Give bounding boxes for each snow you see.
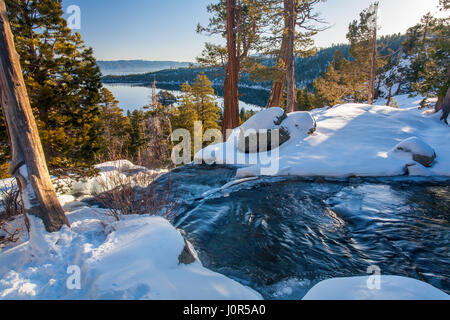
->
[302,276,449,300]
[0,162,261,300]
[280,111,316,138]
[238,107,285,135]
[195,94,450,179]
[0,209,261,300]
[390,137,436,161]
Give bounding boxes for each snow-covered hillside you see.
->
[195,95,449,179]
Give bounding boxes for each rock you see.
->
[412,153,436,168]
[392,137,437,167]
[237,127,290,154]
[178,239,196,265]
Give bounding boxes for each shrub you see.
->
[94,165,176,222]
[0,181,29,248]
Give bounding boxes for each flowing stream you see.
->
[152,165,450,299]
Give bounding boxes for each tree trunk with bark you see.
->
[368,25,377,104]
[222,0,240,138]
[386,86,392,107]
[368,4,378,105]
[266,30,289,108]
[435,65,450,113]
[441,87,450,125]
[284,0,297,113]
[0,0,69,232]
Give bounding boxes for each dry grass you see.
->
[94,165,176,222]
[0,181,29,248]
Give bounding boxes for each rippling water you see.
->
[153,165,450,299]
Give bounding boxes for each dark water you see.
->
[154,165,450,299]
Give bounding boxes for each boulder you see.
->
[392,137,437,167]
[178,239,196,265]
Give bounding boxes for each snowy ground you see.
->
[195,94,449,179]
[0,162,261,300]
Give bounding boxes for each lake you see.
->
[103,83,264,114]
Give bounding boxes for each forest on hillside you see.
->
[102,34,405,93]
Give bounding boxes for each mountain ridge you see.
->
[98,60,193,75]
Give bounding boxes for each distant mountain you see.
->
[97,60,192,75]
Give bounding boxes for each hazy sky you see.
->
[61,0,444,62]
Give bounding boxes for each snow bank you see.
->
[302,276,449,300]
[195,95,450,179]
[0,209,261,300]
[68,160,167,197]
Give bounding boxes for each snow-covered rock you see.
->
[391,137,437,167]
[235,107,290,154]
[405,163,432,176]
[302,276,449,300]
[238,107,286,137]
[280,111,317,138]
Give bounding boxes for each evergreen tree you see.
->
[172,73,221,151]
[239,108,256,124]
[405,5,449,112]
[127,110,147,160]
[99,88,131,159]
[190,73,221,131]
[3,0,103,170]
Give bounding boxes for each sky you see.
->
[61,0,444,62]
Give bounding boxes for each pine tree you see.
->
[99,88,131,159]
[3,0,103,170]
[190,73,221,132]
[347,3,382,104]
[172,73,221,151]
[405,5,449,113]
[312,50,361,106]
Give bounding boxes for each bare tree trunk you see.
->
[386,86,392,106]
[368,4,378,105]
[0,0,69,232]
[285,0,297,113]
[223,0,240,138]
[368,27,377,104]
[441,87,450,125]
[435,65,450,113]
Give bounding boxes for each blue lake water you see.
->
[103,83,263,114]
